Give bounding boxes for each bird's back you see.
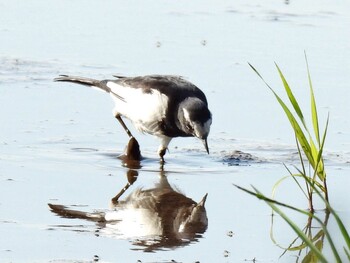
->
[113,75,208,105]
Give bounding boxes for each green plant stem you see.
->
[295,135,314,213]
[323,177,329,204]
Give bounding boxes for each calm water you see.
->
[1,0,350,262]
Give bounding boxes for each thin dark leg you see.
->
[115,115,133,138]
[111,170,138,205]
[111,182,131,205]
[159,148,166,164]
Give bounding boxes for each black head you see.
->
[179,98,212,153]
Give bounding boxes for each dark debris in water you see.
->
[223,250,230,257]
[226,230,235,237]
[221,150,258,166]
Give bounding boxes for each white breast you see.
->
[107,81,169,135]
[103,207,163,238]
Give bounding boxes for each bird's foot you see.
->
[159,148,167,165]
[125,137,141,161]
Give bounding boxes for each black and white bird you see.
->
[48,174,208,250]
[54,74,212,161]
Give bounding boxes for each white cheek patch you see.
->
[194,119,212,138]
[183,108,212,138]
[183,108,190,122]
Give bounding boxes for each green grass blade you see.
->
[310,139,325,181]
[275,63,306,128]
[293,166,325,192]
[302,240,324,263]
[308,114,328,189]
[286,229,324,252]
[305,53,321,146]
[248,63,264,81]
[272,175,292,199]
[310,84,320,146]
[233,184,310,215]
[344,248,350,260]
[235,183,346,262]
[251,187,328,263]
[312,184,350,259]
[296,175,343,261]
[332,212,350,250]
[248,59,350,262]
[249,62,315,168]
[273,93,314,167]
[280,165,309,199]
[315,114,329,181]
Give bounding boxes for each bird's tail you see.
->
[48,203,106,222]
[54,75,111,93]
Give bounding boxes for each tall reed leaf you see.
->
[249,61,327,182]
[305,53,321,146]
[248,63,314,168]
[275,63,306,129]
[241,58,349,261]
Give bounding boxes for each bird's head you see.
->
[180,98,212,154]
[178,193,208,234]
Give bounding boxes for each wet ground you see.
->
[1,0,350,262]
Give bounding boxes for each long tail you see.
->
[54,75,111,93]
[48,203,106,222]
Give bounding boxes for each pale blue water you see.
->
[1,0,350,262]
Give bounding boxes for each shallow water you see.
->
[1,0,350,262]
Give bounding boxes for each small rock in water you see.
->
[222,150,256,166]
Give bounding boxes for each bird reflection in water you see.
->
[49,137,208,252]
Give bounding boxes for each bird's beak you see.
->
[202,138,209,154]
[197,193,208,207]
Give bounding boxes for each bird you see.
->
[48,173,208,251]
[54,74,212,162]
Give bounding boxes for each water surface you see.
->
[1,0,350,262]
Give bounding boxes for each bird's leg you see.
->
[111,170,138,206]
[111,182,131,206]
[158,136,172,164]
[115,114,133,138]
[159,148,166,164]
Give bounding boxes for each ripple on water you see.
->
[70,147,99,153]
